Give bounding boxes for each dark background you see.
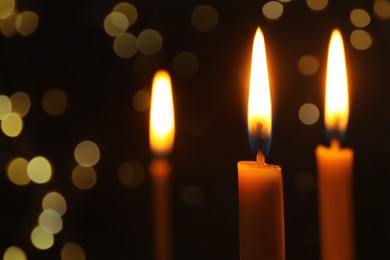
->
[0,0,389,259]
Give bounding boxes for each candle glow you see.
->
[149,70,175,156]
[247,28,272,154]
[325,29,349,136]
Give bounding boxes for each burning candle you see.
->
[316,29,355,260]
[149,70,175,260]
[237,27,285,260]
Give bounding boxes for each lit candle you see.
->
[237,27,285,260]
[316,29,355,260]
[149,70,175,260]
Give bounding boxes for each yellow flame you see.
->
[325,29,349,133]
[149,70,175,155]
[247,27,272,140]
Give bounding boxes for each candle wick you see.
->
[256,151,265,163]
[256,122,265,153]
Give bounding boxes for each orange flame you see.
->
[149,70,175,156]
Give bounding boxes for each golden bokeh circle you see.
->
[118,161,145,188]
[350,8,371,28]
[42,191,67,216]
[298,103,320,125]
[38,209,63,234]
[132,89,150,112]
[10,92,31,117]
[374,0,390,20]
[15,11,39,36]
[298,55,320,76]
[71,165,97,190]
[306,0,328,11]
[191,5,219,32]
[7,157,30,186]
[3,246,27,260]
[262,1,284,20]
[30,226,54,250]
[1,112,23,137]
[103,11,129,37]
[0,0,15,20]
[27,156,52,184]
[74,140,100,167]
[42,89,67,116]
[61,242,86,260]
[0,11,18,37]
[0,95,12,119]
[113,32,138,58]
[350,29,372,50]
[113,2,138,27]
[137,29,163,55]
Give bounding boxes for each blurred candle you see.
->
[149,70,175,260]
[316,29,355,260]
[237,27,285,260]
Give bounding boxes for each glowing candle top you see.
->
[325,29,349,140]
[247,27,272,156]
[149,70,175,156]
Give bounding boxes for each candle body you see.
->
[150,159,172,260]
[237,161,285,260]
[316,140,354,260]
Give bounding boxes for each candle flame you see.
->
[325,29,349,140]
[247,27,272,155]
[149,70,175,156]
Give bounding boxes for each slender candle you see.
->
[149,70,175,260]
[237,27,285,260]
[316,29,355,260]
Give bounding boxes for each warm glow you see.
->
[247,27,272,143]
[325,29,349,134]
[149,70,175,156]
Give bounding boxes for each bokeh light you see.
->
[374,0,390,20]
[3,246,27,260]
[11,91,31,117]
[298,55,320,76]
[42,89,67,116]
[42,191,67,216]
[350,8,371,28]
[103,12,129,37]
[61,242,86,260]
[182,185,204,207]
[173,51,199,78]
[27,156,52,184]
[38,209,63,234]
[137,29,163,55]
[15,11,39,36]
[132,89,150,112]
[71,165,97,190]
[112,2,138,27]
[0,11,18,37]
[74,140,100,167]
[117,160,145,188]
[191,5,219,32]
[31,226,54,250]
[262,1,284,20]
[7,157,30,186]
[0,95,12,119]
[113,32,138,58]
[294,172,315,194]
[306,0,328,11]
[298,103,320,125]
[350,29,372,50]
[1,112,23,137]
[0,0,15,20]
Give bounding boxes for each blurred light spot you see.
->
[173,51,199,78]
[191,5,219,32]
[15,11,39,36]
[7,157,30,186]
[31,226,54,250]
[137,29,163,55]
[113,32,137,58]
[298,103,320,125]
[132,89,150,112]
[39,209,63,234]
[294,172,315,193]
[61,242,86,260]
[0,95,12,119]
[1,112,23,137]
[42,191,67,216]
[350,29,372,50]
[184,109,210,136]
[103,11,128,37]
[182,185,204,207]
[71,166,97,190]
[0,0,15,20]
[278,0,292,2]
[298,55,320,76]
[0,11,18,37]
[262,1,284,20]
[117,160,145,188]
[11,91,31,117]
[303,225,318,246]
[42,89,67,116]
[74,140,100,167]
[113,2,137,27]
[350,9,371,28]
[3,246,27,260]
[27,156,52,184]
[374,0,390,20]
[306,0,328,11]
